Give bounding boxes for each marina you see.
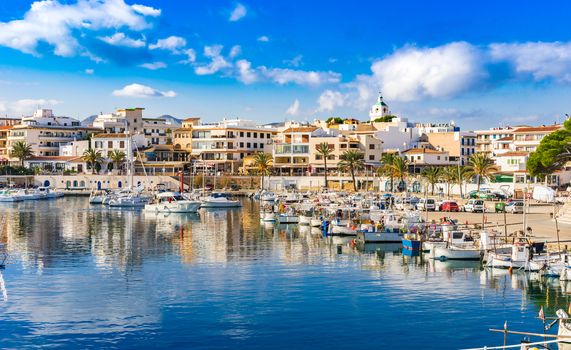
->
[0,195,571,349]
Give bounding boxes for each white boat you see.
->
[485,240,548,272]
[260,191,276,202]
[89,190,109,204]
[201,192,242,208]
[433,245,482,260]
[277,213,299,224]
[0,190,23,202]
[330,219,358,236]
[144,192,201,213]
[13,189,42,200]
[310,219,322,227]
[299,215,311,225]
[108,190,149,208]
[556,309,571,342]
[36,187,64,199]
[260,212,276,222]
[356,228,403,243]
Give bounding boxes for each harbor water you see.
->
[0,198,568,349]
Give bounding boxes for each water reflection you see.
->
[1,198,571,349]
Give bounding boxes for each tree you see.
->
[422,166,442,195]
[338,150,364,192]
[253,152,273,190]
[10,141,33,166]
[325,117,344,125]
[82,149,103,174]
[378,153,396,192]
[372,115,397,123]
[316,142,333,189]
[390,156,409,191]
[440,166,458,198]
[527,119,571,177]
[466,153,496,192]
[456,166,470,199]
[109,150,126,174]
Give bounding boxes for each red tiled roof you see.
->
[496,151,529,157]
[92,133,129,138]
[282,127,318,133]
[403,148,446,154]
[496,136,513,141]
[513,125,562,133]
[26,156,82,161]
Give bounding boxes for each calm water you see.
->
[0,198,569,349]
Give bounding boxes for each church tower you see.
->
[369,92,390,121]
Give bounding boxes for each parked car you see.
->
[416,198,436,211]
[505,201,524,214]
[395,196,419,210]
[439,200,460,212]
[463,199,485,213]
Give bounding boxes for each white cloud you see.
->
[194,45,232,75]
[131,4,161,17]
[284,54,303,67]
[9,99,61,115]
[286,99,300,116]
[0,0,159,57]
[362,42,484,102]
[112,83,176,98]
[85,69,94,75]
[261,67,341,86]
[236,59,258,84]
[317,90,345,112]
[139,62,167,70]
[180,48,196,64]
[257,35,269,42]
[149,36,187,54]
[229,45,242,58]
[229,3,247,22]
[490,41,571,83]
[98,32,145,48]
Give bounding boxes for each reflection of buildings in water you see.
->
[0,270,7,301]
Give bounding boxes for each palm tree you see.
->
[456,165,470,199]
[422,166,442,195]
[253,152,273,190]
[316,142,333,189]
[338,150,364,192]
[109,150,126,174]
[10,141,33,166]
[440,166,457,198]
[378,153,396,192]
[82,149,103,174]
[390,156,409,192]
[465,153,496,192]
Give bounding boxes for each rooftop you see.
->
[403,148,446,154]
[497,151,529,157]
[282,126,318,133]
[513,125,562,133]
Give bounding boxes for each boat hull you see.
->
[433,246,482,260]
[277,215,299,224]
[357,231,402,243]
[144,201,201,213]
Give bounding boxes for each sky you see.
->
[0,0,571,129]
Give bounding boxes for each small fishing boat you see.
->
[0,190,24,202]
[556,309,571,341]
[432,231,482,260]
[36,186,64,199]
[89,190,109,204]
[13,189,42,200]
[356,227,403,243]
[201,192,242,208]
[486,238,549,272]
[144,192,201,213]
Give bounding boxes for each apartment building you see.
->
[0,125,13,162]
[173,117,200,151]
[92,108,144,134]
[512,125,562,153]
[190,118,276,173]
[273,125,316,175]
[426,131,476,165]
[143,117,178,146]
[7,109,95,158]
[401,148,452,173]
[474,127,516,156]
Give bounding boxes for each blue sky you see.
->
[1,0,571,129]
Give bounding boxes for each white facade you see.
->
[92,133,146,158]
[59,140,89,157]
[369,93,390,120]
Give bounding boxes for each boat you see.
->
[89,190,109,204]
[13,189,42,200]
[432,231,482,260]
[486,238,549,272]
[356,227,403,243]
[36,186,64,199]
[310,218,322,227]
[260,212,276,222]
[277,213,299,224]
[144,192,201,213]
[557,309,571,342]
[201,192,242,208]
[108,193,149,207]
[260,191,276,202]
[0,190,24,202]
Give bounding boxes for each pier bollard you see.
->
[337,245,342,254]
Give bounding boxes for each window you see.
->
[119,141,125,148]
[266,133,271,139]
[254,132,258,138]
[369,144,375,150]
[247,142,251,148]
[240,132,244,137]
[240,142,244,147]
[340,144,347,148]
[253,143,258,148]
[108,141,113,148]
[369,155,375,160]
[259,143,264,148]
[316,154,323,160]
[247,132,251,137]
[437,156,441,160]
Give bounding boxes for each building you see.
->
[7,109,95,158]
[475,127,517,156]
[0,117,21,127]
[92,108,144,134]
[425,131,476,165]
[189,118,276,173]
[0,125,13,162]
[173,118,200,152]
[369,93,391,121]
[401,148,452,172]
[512,125,563,153]
[143,117,178,146]
[273,125,316,175]
[59,140,89,157]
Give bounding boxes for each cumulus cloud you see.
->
[180,48,197,64]
[229,45,242,58]
[131,4,161,17]
[149,36,187,54]
[112,83,176,98]
[490,41,571,83]
[317,90,345,112]
[0,0,160,57]
[229,3,247,22]
[284,54,303,67]
[85,68,94,75]
[98,32,145,48]
[286,99,300,116]
[6,99,61,115]
[138,62,167,70]
[236,59,258,84]
[257,35,269,42]
[194,45,232,75]
[261,67,341,86]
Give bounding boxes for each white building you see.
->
[369,93,391,121]
[59,140,89,157]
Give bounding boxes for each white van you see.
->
[416,198,436,211]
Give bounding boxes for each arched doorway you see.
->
[118,181,122,188]
[43,180,50,187]
[97,181,102,190]
[66,181,71,189]
[73,180,78,187]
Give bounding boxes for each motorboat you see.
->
[36,186,64,199]
[485,238,549,272]
[277,213,299,224]
[13,188,42,200]
[261,212,276,222]
[556,309,571,343]
[108,189,149,208]
[144,192,201,213]
[201,192,242,208]
[356,227,403,243]
[260,191,277,202]
[89,190,109,204]
[432,231,482,260]
[0,190,23,202]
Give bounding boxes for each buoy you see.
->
[508,266,513,274]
